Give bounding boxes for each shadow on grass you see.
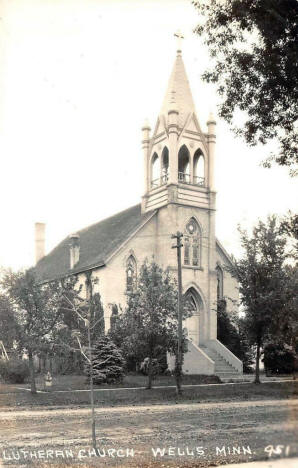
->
[0,381,297,409]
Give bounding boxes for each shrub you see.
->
[0,359,30,383]
[263,343,295,375]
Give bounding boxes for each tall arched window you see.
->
[193,149,205,186]
[216,265,224,301]
[184,218,201,267]
[126,255,137,292]
[151,153,160,189]
[178,145,190,184]
[161,147,169,185]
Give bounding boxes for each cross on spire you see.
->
[174,30,184,54]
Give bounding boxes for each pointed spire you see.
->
[169,90,178,113]
[160,50,196,128]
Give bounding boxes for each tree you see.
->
[193,0,298,171]
[58,274,105,450]
[0,294,18,351]
[227,216,291,383]
[110,260,191,391]
[1,268,67,394]
[52,282,105,374]
[85,336,125,385]
[280,211,298,261]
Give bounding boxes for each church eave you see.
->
[216,239,235,267]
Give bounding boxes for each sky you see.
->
[0,0,297,271]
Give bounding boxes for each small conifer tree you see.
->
[86,336,125,385]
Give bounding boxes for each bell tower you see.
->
[141,38,216,214]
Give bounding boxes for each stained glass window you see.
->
[184,218,201,267]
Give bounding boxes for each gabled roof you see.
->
[216,239,235,267]
[160,52,196,128]
[35,204,154,282]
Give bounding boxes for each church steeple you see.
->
[160,49,196,130]
[141,38,216,214]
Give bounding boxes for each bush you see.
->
[263,343,295,375]
[0,359,30,383]
[85,336,125,385]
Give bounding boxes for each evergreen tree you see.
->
[85,336,125,385]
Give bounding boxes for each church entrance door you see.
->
[184,287,203,346]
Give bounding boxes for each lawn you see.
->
[17,373,222,392]
[0,377,297,409]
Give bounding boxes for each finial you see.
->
[174,30,184,55]
[207,111,216,124]
[142,118,151,131]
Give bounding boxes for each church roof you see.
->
[35,204,154,282]
[160,52,196,128]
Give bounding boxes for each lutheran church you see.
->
[35,44,243,378]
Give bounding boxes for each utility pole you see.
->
[85,272,97,449]
[171,231,183,395]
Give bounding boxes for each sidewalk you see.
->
[222,458,298,468]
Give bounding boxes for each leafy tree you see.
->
[57,274,105,449]
[85,335,125,385]
[193,0,298,171]
[110,260,191,390]
[0,294,18,351]
[227,216,291,383]
[280,211,298,262]
[217,299,254,373]
[280,211,298,241]
[1,268,68,393]
[277,264,298,353]
[52,283,105,374]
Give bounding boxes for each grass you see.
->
[10,373,221,392]
[0,379,297,409]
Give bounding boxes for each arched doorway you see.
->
[184,287,204,345]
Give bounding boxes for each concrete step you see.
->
[200,345,241,376]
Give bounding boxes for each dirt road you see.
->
[1,399,297,467]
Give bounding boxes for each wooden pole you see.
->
[172,231,183,395]
[87,322,97,448]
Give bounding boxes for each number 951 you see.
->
[264,445,290,457]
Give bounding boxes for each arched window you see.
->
[151,153,160,189]
[161,147,169,185]
[216,265,224,301]
[193,149,205,186]
[184,218,201,267]
[126,255,137,292]
[178,145,190,184]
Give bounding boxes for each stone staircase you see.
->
[200,345,243,380]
